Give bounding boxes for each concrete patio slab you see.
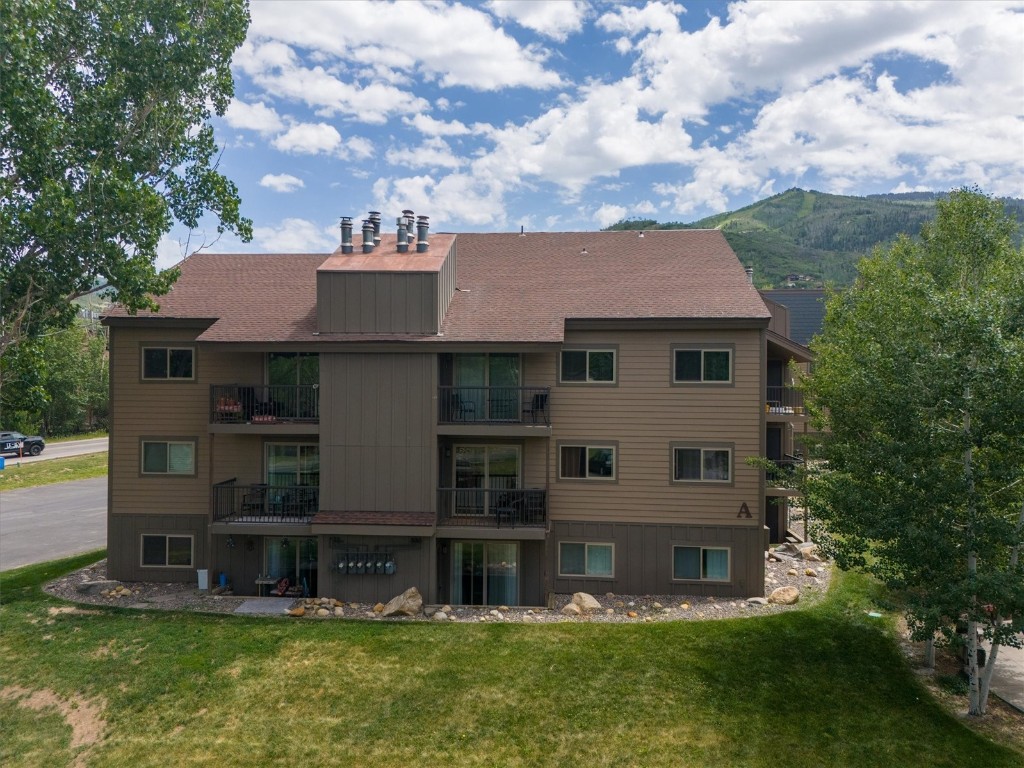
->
[234,598,297,615]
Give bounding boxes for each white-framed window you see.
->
[673,348,731,383]
[142,346,194,380]
[559,444,616,480]
[673,546,730,581]
[559,542,614,577]
[141,440,196,475]
[672,446,731,483]
[560,349,616,383]
[141,534,194,568]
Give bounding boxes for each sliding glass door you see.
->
[453,445,519,515]
[451,541,518,606]
[454,353,520,421]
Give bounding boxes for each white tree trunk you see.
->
[924,635,935,669]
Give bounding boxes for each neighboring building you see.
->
[760,289,826,347]
[102,216,810,606]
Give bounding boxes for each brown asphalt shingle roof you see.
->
[104,230,770,344]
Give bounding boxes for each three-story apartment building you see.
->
[103,217,809,606]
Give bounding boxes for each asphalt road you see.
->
[0,476,107,570]
[1,436,108,466]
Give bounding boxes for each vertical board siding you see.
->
[106,512,206,583]
[320,353,436,512]
[548,328,763,527]
[316,535,435,604]
[549,520,765,598]
[317,271,440,334]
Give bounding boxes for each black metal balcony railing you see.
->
[211,384,319,424]
[438,386,550,425]
[437,488,547,528]
[765,456,804,488]
[213,479,318,522]
[766,385,805,414]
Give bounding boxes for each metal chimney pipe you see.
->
[396,216,409,253]
[745,266,754,285]
[340,217,353,254]
[362,219,375,253]
[368,211,382,246]
[402,210,415,243]
[415,215,429,253]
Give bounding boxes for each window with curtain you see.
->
[673,546,729,581]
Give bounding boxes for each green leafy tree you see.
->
[802,188,1024,716]
[0,0,252,360]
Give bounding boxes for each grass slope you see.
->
[0,451,107,491]
[1,554,1019,767]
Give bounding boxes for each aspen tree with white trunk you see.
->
[800,187,1024,717]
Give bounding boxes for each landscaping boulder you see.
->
[747,597,768,606]
[561,602,582,617]
[571,592,602,613]
[381,587,423,617]
[768,586,800,605]
[77,580,119,596]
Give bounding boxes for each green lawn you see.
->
[0,452,107,490]
[1,553,1019,768]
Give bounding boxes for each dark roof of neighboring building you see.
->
[105,229,771,343]
[760,289,827,346]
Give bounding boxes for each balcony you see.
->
[765,456,804,496]
[766,385,805,417]
[211,385,319,426]
[438,386,550,426]
[437,488,547,529]
[213,479,318,523]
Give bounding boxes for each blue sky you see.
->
[160,0,1024,265]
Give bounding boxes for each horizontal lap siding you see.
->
[110,327,212,518]
[548,329,762,526]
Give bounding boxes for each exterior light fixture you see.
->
[226,536,236,549]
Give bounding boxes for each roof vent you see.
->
[580,247,588,256]
[638,230,645,238]
[368,211,382,246]
[416,215,429,253]
[396,216,409,254]
[362,219,375,253]
[403,210,415,244]
[745,266,754,285]
[340,216,354,254]
[520,225,526,237]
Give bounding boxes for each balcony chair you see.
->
[523,392,548,423]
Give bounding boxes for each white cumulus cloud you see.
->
[223,99,285,135]
[487,1,589,42]
[259,173,305,193]
[252,218,337,252]
[272,123,342,155]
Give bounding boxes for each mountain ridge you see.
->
[605,188,1024,288]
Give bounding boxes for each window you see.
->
[673,446,731,482]
[673,546,729,581]
[141,440,195,475]
[141,534,193,567]
[673,348,731,383]
[560,444,615,480]
[560,349,615,383]
[142,347,194,380]
[559,542,614,577]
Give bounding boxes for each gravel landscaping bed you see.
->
[43,547,830,623]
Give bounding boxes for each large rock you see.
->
[561,602,582,617]
[76,580,120,595]
[571,592,602,613]
[768,586,799,605]
[381,587,423,617]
